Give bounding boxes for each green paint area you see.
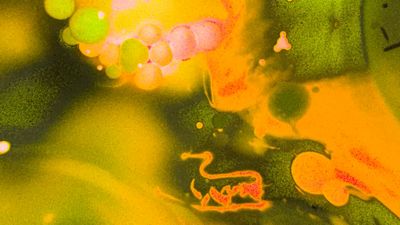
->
[69,8,109,44]
[268,82,310,122]
[61,27,78,46]
[364,0,400,121]
[267,0,367,81]
[0,169,109,225]
[0,71,59,131]
[261,200,331,225]
[45,0,75,20]
[173,99,219,148]
[120,39,149,73]
[168,97,242,150]
[0,57,96,144]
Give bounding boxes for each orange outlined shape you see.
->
[273,31,292,53]
[181,151,272,212]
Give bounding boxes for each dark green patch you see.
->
[268,82,310,122]
[263,0,367,81]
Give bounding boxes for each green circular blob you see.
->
[69,8,109,44]
[105,65,121,79]
[45,0,75,20]
[268,82,310,122]
[120,39,149,73]
[61,27,78,46]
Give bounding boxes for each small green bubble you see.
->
[45,0,75,20]
[105,65,121,79]
[61,27,78,46]
[120,39,149,73]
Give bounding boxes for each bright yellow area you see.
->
[41,159,203,225]
[0,86,209,224]
[162,56,206,94]
[42,90,172,183]
[291,152,334,195]
[109,0,228,35]
[0,7,45,74]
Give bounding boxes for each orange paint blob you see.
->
[79,42,105,58]
[149,41,173,66]
[134,63,163,91]
[291,152,335,195]
[99,43,119,66]
[138,23,163,45]
[181,151,271,212]
[322,180,349,207]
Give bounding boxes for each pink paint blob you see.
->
[167,25,197,60]
[190,20,223,52]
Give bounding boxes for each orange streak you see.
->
[334,169,371,194]
[350,148,384,170]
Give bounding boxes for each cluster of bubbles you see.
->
[44,0,223,91]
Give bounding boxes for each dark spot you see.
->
[380,27,390,41]
[384,41,400,52]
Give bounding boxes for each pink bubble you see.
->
[190,20,223,52]
[167,25,197,60]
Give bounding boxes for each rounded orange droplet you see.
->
[291,152,335,195]
[322,180,349,207]
[99,43,120,66]
[138,24,162,45]
[149,41,173,66]
[134,63,163,91]
[79,42,105,58]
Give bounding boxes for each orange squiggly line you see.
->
[181,151,271,212]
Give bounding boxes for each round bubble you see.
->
[61,27,78,46]
[134,63,163,91]
[167,25,197,60]
[190,20,222,51]
[69,8,109,44]
[149,41,173,66]
[45,0,75,20]
[138,24,163,45]
[105,65,122,79]
[120,39,149,73]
